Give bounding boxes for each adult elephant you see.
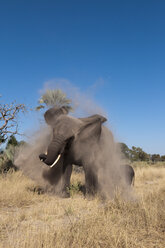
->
[39,106,117,197]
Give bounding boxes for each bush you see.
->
[0,144,17,173]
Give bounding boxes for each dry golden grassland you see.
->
[0,164,165,248]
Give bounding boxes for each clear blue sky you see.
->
[0,0,165,155]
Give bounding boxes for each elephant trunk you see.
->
[44,134,66,166]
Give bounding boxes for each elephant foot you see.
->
[79,185,86,195]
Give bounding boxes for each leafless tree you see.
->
[0,101,26,142]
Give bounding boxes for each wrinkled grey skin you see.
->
[39,106,107,197]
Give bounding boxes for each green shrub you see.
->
[0,144,17,173]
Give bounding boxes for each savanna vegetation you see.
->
[119,142,165,163]
[0,164,165,248]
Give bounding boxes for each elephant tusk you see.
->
[50,154,61,168]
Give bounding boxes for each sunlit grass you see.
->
[0,164,165,248]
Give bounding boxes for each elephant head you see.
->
[39,107,107,168]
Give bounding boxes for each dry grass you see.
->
[0,164,165,248]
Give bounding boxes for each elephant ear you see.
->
[78,114,107,140]
[44,106,69,125]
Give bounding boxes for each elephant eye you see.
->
[65,136,74,149]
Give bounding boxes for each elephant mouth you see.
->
[49,154,61,168]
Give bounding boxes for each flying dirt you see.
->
[14,106,134,199]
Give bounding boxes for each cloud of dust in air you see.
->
[14,79,135,199]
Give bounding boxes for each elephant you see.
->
[39,106,131,197]
[39,106,110,196]
[121,164,135,186]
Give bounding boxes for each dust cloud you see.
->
[41,78,106,117]
[92,126,133,199]
[14,81,134,199]
[14,127,50,184]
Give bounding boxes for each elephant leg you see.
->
[42,160,64,195]
[84,166,99,195]
[61,164,73,197]
[42,161,62,186]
